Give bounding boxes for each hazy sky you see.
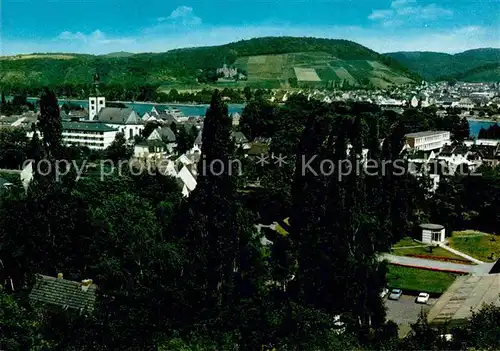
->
[1,0,499,55]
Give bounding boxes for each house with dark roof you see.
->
[143,126,177,154]
[156,113,176,124]
[29,274,97,314]
[231,131,251,152]
[435,144,477,174]
[470,144,500,168]
[96,107,144,140]
[134,139,166,159]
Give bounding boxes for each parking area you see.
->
[385,295,438,338]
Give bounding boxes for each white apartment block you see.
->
[26,121,118,150]
[62,122,118,150]
[405,131,450,151]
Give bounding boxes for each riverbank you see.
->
[28,97,245,108]
[467,117,498,123]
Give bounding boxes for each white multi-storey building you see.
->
[26,121,118,150]
[62,122,118,150]
[405,131,450,151]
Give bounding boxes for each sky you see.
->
[1,0,499,55]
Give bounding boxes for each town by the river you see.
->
[26,98,497,138]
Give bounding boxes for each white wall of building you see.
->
[89,96,106,120]
[27,129,117,150]
[62,130,117,150]
[421,228,445,244]
[410,132,450,151]
[105,124,144,140]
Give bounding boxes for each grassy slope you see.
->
[387,266,458,294]
[384,48,500,81]
[0,36,417,89]
[449,231,500,262]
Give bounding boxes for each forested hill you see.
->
[0,36,418,90]
[384,48,500,82]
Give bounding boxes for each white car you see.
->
[416,292,430,304]
[380,288,389,298]
[388,289,403,300]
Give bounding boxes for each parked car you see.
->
[388,289,403,300]
[416,292,430,304]
[380,288,389,298]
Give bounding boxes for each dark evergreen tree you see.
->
[106,132,132,162]
[174,91,262,348]
[175,127,192,155]
[243,86,252,101]
[240,97,278,140]
[38,88,62,160]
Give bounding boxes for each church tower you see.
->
[88,73,105,120]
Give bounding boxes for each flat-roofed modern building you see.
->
[405,131,450,151]
[427,274,500,328]
[62,122,118,150]
[27,121,118,150]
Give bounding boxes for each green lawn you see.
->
[452,230,490,237]
[387,266,459,294]
[392,246,472,262]
[391,237,473,263]
[393,237,419,248]
[449,232,500,262]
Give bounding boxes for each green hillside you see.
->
[0,36,418,90]
[101,51,136,58]
[445,63,500,82]
[384,48,500,81]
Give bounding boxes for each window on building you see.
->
[432,231,440,241]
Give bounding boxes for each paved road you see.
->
[380,254,495,275]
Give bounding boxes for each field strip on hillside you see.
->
[369,77,391,88]
[367,60,389,70]
[294,67,321,82]
[248,56,267,64]
[372,69,413,85]
[334,67,355,83]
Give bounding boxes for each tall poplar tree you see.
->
[289,104,389,341]
[176,91,261,342]
[38,88,62,160]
